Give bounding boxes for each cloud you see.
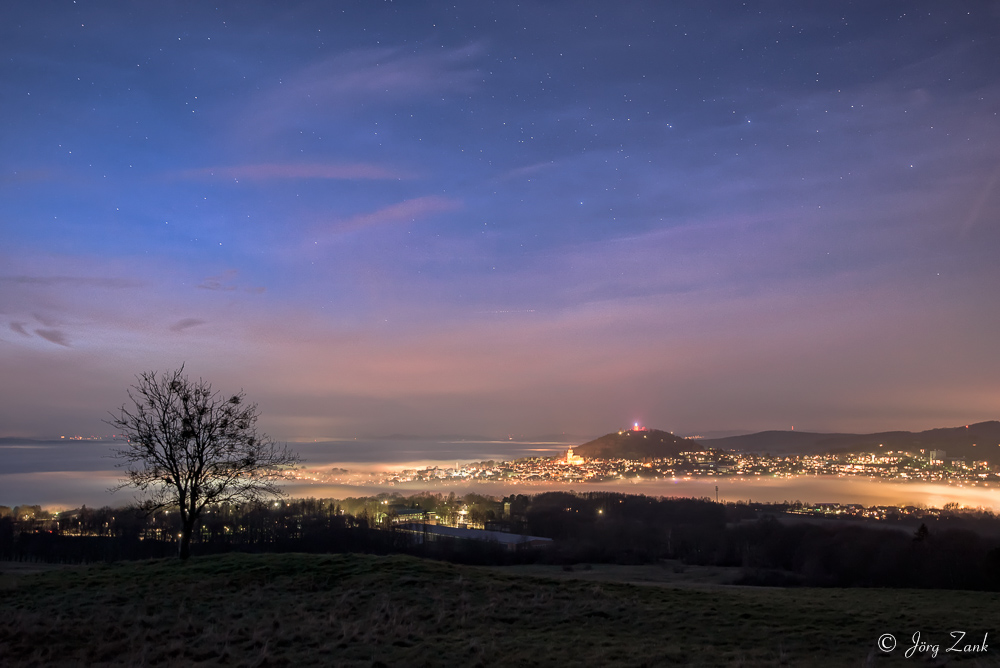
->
[197,270,239,291]
[283,44,482,104]
[174,162,410,182]
[328,196,461,235]
[498,161,558,181]
[169,318,205,333]
[0,276,141,288]
[961,161,1000,237]
[34,329,69,347]
[196,269,266,294]
[243,44,483,134]
[9,322,30,337]
[31,312,62,328]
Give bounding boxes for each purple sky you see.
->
[2,1,999,442]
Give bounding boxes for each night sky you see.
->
[3,1,999,441]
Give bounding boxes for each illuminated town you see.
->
[291,437,998,491]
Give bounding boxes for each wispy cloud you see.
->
[34,329,69,347]
[243,44,483,134]
[0,276,141,288]
[31,313,62,328]
[197,270,239,292]
[196,269,266,294]
[498,161,558,181]
[169,318,205,333]
[283,44,482,104]
[4,313,73,347]
[174,162,411,182]
[327,196,461,235]
[961,161,1000,238]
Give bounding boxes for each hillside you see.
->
[574,428,698,459]
[699,420,1000,462]
[2,552,997,666]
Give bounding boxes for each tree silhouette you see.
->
[108,366,300,559]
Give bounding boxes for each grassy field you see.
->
[1,553,999,667]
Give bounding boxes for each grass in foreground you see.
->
[1,553,999,667]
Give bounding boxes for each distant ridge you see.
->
[573,421,1000,463]
[698,421,1000,462]
[0,437,111,446]
[574,428,698,459]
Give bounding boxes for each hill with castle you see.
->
[573,424,696,460]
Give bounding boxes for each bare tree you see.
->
[108,367,300,559]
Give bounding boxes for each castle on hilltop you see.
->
[619,422,649,434]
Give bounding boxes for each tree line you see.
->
[5,491,1000,591]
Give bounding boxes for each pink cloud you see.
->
[175,162,410,181]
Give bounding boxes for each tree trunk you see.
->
[178,520,194,560]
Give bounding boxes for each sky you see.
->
[2,1,1000,442]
